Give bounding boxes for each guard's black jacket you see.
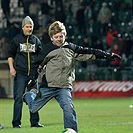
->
[8,33,42,76]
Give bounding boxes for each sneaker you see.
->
[61,128,76,133]
[13,125,21,128]
[31,123,44,128]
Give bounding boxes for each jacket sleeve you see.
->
[69,43,111,60]
[8,40,18,59]
[36,38,42,55]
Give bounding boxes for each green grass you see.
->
[0,98,133,133]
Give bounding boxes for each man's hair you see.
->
[48,21,67,38]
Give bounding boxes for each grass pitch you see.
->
[0,97,133,133]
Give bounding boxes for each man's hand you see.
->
[28,69,39,88]
[107,53,121,61]
[94,49,121,61]
[10,67,16,77]
[111,53,121,59]
[27,76,37,89]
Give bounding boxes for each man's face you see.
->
[51,32,65,46]
[22,24,33,36]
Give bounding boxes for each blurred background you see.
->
[0,0,132,98]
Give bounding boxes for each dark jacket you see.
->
[33,42,97,89]
[8,33,42,76]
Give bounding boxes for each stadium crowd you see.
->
[0,0,132,80]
